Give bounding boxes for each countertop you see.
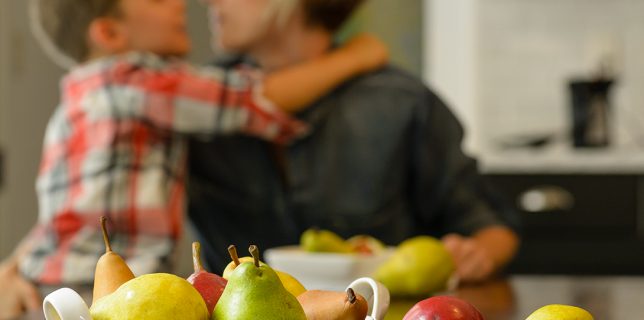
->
[16,275,644,320]
[480,145,644,174]
[386,275,644,319]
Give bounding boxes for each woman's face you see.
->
[205,0,274,52]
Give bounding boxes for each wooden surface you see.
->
[15,275,644,320]
[386,275,644,319]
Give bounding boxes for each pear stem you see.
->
[347,288,357,304]
[192,242,205,273]
[228,245,241,266]
[249,245,260,267]
[100,216,112,253]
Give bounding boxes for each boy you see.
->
[10,0,387,290]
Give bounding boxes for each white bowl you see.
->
[265,245,393,291]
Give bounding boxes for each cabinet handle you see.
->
[518,186,575,213]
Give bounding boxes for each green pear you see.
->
[300,228,353,253]
[213,245,306,320]
[373,236,454,297]
[90,273,209,320]
[526,304,594,320]
[223,245,307,297]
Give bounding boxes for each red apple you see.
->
[187,242,227,315]
[403,296,485,320]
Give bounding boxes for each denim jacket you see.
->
[187,65,519,271]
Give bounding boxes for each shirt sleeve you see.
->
[409,90,521,237]
[106,54,307,144]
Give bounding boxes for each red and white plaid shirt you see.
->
[19,52,306,284]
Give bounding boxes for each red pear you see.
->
[403,296,485,320]
[187,242,227,315]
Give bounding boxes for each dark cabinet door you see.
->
[486,174,644,274]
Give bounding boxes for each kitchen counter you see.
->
[480,146,644,174]
[385,275,644,320]
[16,275,644,320]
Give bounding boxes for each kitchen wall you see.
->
[477,0,644,152]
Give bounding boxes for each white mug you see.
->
[347,277,390,320]
[43,287,92,320]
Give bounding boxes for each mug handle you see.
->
[43,288,92,320]
[347,277,390,320]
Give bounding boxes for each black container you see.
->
[569,79,614,148]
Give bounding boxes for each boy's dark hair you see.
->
[30,0,121,64]
[302,0,366,32]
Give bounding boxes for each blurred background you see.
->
[2,0,644,277]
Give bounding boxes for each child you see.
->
[16,0,388,286]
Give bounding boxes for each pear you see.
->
[300,228,353,254]
[373,236,454,297]
[526,304,594,320]
[347,235,385,255]
[213,245,307,320]
[90,273,209,320]
[297,288,369,320]
[223,245,306,297]
[92,216,135,304]
[187,242,228,315]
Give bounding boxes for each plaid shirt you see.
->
[19,52,305,285]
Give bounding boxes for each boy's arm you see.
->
[263,34,389,113]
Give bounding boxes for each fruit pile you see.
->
[88,218,370,320]
[67,219,595,320]
[301,228,455,296]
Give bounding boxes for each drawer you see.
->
[486,174,637,238]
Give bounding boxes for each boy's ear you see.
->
[88,17,128,54]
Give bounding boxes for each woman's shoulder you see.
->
[344,66,429,94]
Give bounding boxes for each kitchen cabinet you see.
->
[482,149,644,274]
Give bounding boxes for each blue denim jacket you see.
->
[187,65,519,271]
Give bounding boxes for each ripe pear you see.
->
[347,235,385,255]
[301,228,353,253]
[187,242,227,315]
[90,273,209,320]
[223,245,306,297]
[213,245,307,320]
[373,236,454,297]
[92,216,135,304]
[526,304,594,320]
[297,288,369,320]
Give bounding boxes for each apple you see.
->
[187,242,227,315]
[403,296,485,320]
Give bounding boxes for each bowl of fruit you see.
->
[265,229,395,291]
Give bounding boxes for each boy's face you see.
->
[116,0,190,57]
[206,0,274,52]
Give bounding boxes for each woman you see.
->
[190,0,520,283]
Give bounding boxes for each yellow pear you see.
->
[92,216,135,304]
[300,228,353,253]
[373,236,454,297]
[90,273,208,320]
[526,304,594,320]
[223,245,306,297]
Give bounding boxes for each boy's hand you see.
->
[342,33,389,72]
[0,261,41,319]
